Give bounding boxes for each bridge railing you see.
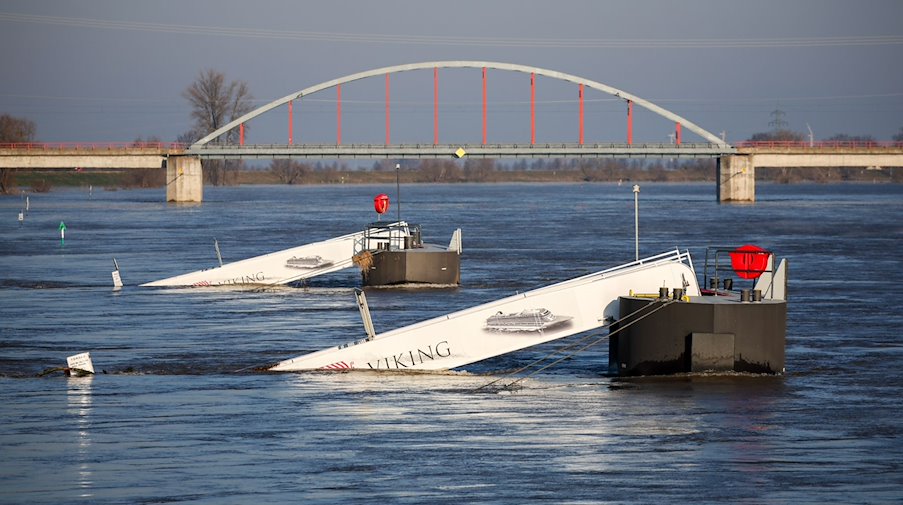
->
[736,140,903,149]
[0,142,187,150]
[189,142,728,149]
[187,142,734,159]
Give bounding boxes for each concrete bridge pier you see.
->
[717,155,755,203]
[166,155,203,203]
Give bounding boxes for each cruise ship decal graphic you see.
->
[285,255,334,269]
[484,308,574,333]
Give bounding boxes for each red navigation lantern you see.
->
[373,193,390,215]
[729,244,771,279]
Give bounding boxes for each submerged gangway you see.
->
[270,249,702,372]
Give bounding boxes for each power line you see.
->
[2,12,903,49]
[4,92,900,107]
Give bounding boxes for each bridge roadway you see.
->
[0,144,182,169]
[735,143,903,167]
[2,142,901,203]
[189,142,733,159]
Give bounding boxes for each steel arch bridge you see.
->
[190,60,734,159]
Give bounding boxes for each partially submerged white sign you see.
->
[66,352,95,374]
[141,228,375,287]
[112,257,123,290]
[271,249,701,372]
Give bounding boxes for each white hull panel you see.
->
[141,231,364,287]
[270,249,700,372]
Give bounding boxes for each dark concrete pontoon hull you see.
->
[610,296,786,376]
[362,248,460,287]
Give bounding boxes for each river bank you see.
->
[4,162,901,194]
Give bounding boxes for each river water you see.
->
[1,182,901,504]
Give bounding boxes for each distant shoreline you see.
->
[3,165,901,194]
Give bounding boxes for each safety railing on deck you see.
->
[703,246,774,293]
[353,222,421,255]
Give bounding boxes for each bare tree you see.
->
[120,136,166,188]
[183,69,253,141]
[176,129,203,146]
[463,159,495,182]
[131,135,161,147]
[270,159,310,184]
[0,114,35,142]
[417,159,451,182]
[0,114,37,193]
[749,130,804,142]
[183,69,253,185]
[826,133,875,143]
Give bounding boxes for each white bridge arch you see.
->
[191,60,729,149]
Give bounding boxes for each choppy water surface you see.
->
[1,183,901,504]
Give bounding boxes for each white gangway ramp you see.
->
[141,229,366,287]
[270,249,701,372]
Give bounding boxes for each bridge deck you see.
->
[738,146,903,155]
[0,144,184,169]
[188,143,735,159]
[735,144,903,168]
[3,142,901,167]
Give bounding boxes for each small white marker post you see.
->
[66,352,95,376]
[214,239,223,267]
[355,288,377,341]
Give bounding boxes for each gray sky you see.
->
[2,0,902,145]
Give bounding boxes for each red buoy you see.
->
[729,244,771,279]
[374,194,390,215]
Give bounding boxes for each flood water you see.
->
[1,182,902,504]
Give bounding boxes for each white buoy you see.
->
[66,352,95,375]
[18,211,24,224]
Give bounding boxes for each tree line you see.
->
[0,114,36,193]
[749,128,903,143]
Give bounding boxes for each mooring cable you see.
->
[496,299,677,391]
[471,299,663,392]
[474,298,676,392]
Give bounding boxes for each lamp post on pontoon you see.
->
[633,184,640,261]
[395,163,401,223]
